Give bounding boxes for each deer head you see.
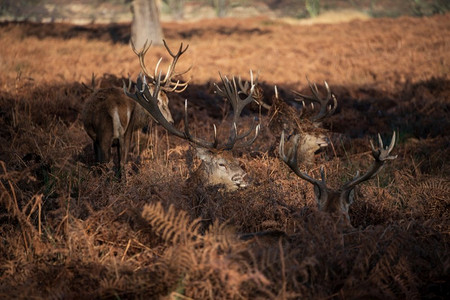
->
[252,80,336,165]
[125,71,259,191]
[193,148,248,191]
[280,131,397,225]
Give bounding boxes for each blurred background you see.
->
[1,0,449,24]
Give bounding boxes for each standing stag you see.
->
[124,71,260,191]
[280,131,397,226]
[82,40,190,176]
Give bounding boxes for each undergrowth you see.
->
[0,16,449,299]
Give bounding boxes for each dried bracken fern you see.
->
[142,202,270,299]
[0,16,450,300]
[142,201,202,244]
[411,178,450,219]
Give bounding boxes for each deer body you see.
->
[82,40,189,177]
[82,86,172,174]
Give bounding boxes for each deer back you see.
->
[83,86,173,136]
[82,87,134,142]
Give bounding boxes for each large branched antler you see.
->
[214,71,261,150]
[342,132,397,191]
[124,73,218,149]
[279,131,397,217]
[125,72,259,151]
[131,39,191,93]
[279,131,327,189]
[236,70,269,110]
[293,78,337,122]
[280,131,397,190]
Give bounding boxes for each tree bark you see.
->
[131,0,164,48]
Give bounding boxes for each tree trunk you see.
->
[131,0,164,49]
[215,0,228,17]
[168,0,184,20]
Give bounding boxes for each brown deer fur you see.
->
[186,148,248,192]
[82,86,172,175]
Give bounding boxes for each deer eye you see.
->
[218,163,226,168]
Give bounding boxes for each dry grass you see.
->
[0,14,449,299]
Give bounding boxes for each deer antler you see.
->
[279,130,397,222]
[237,71,271,110]
[293,78,337,122]
[125,72,259,151]
[280,131,397,198]
[279,131,326,189]
[131,39,190,93]
[342,132,397,191]
[82,73,97,92]
[124,73,217,148]
[214,71,260,149]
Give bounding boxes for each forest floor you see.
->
[0,12,449,299]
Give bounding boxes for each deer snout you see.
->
[231,173,249,189]
[316,135,329,148]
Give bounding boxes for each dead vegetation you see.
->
[0,13,449,299]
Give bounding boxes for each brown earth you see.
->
[0,13,449,299]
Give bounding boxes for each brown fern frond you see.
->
[142,202,203,244]
[141,203,270,299]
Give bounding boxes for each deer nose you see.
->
[232,174,249,188]
[316,136,329,148]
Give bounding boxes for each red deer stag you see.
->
[239,75,337,165]
[82,40,190,177]
[280,131,397,226]
[124,71,260,191]
[272,81,337,165]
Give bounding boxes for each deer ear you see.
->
[195,147,213,162]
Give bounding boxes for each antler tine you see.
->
[160,39,191,93]
[343,131,397,190]
[327,94,338,116]
[216,71,255,122]
[236,123,260,148]
[82,73,96,92]
[125,73,218,149]
[279,131,325,187]
[237,75,250,93]
[182,99,219,149]
[162,79,190,93]
[121,75,134,94]
[163,39,189,58]
[214,71,260,150]
[237,69,258,94]
[126,74,132,92]
[223,119,260,150]
[293,79,337,122]
[130,39,155,81]
[241,70,272,110]
[292,78,318,102]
